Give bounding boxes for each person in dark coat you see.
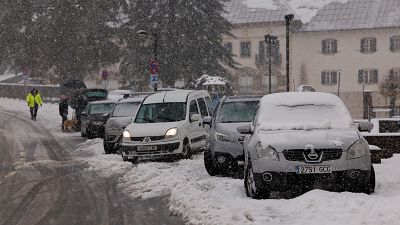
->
[59,95,69,130]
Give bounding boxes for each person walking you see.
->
[59,95,68,130]
[26,88,43,120]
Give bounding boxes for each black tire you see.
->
[128,157,139,164]
[103,141,114,154]
[180,140,192,159]
[204,149,219,176]
[244,163,266,199]
[364,165,375,194]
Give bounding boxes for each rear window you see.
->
[89,103,115,114]
[219,101,258,123]
[112,102,140,117]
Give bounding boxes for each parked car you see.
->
[239,92,375,199]
[103,97,144,154]
[358,118,399,155]
[80,100,116,138]
[120,90,212,163]
[204,95,261,176]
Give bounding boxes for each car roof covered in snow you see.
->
[225,95,262,103]
[143,90,209,104]
[117,97,144,104]
[260,92,344,107]
[88,99,116,105]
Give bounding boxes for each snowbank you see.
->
[244,0,350,23]
[119,153,400,225]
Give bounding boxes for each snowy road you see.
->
[0,105,183,225]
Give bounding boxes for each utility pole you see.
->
[284,14,294,92]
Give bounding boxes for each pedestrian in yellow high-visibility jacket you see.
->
[26,88,43,120]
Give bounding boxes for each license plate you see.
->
[297,165,332,174]
[137,145,157,151]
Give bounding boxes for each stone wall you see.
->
[0,83,60,102]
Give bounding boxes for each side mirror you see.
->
[237,123,253,135]
[358,121,373,132]
[203,116,212,125]
[102,113,110,120]
[81,111,88,117]
[190,114,201,123]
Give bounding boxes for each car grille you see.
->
[130,136,165,142]
[283,148,342,162]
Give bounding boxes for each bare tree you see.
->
[379,75,400,117]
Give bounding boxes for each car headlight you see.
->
[347,140,368,159]
[165,128,178,138]
[215,131,234,143]
[123,130,131,141]
[256,143,279,161]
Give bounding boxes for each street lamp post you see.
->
[137,30,158,92]
[265,34,278,94]
[284,14,294,92]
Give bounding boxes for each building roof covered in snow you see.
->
[300,0,400,32]
[224,0,400,31]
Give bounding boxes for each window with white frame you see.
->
[358,69,378,84]
[390,36,400,52]
[239,76,253,92]
[361,37,377,53]
[321,71,338,85]
[322,39,337,55]
[240,41,251,58]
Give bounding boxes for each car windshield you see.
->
[89,103,115,115]
[220,101,258,123]
[112,102,140,117]
[134,102,186,123]
[258,104,353,131]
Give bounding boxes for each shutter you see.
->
[259,41,265,64]
[322,40,327,54]
[372,69,378,83]
[321,71,326,85]
[390,37,395,52]
[331,71,337,84]
[371,38,377,52]
[360,38,365,53]
[389,69,394,80]
[274,40,280,64]
[333,40,338,54]
[358,70,363,83]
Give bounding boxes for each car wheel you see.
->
[128,157,139,164]
[204,149,219,176]
[103,141,113,154]
[181,140,192,159]
[364,165,375,194]
[244,163,265,199]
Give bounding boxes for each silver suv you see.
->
[103,97,143,154]
[204,96,260,176]
[239,92,375,199]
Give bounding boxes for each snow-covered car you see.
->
[103,97,144,154]
[121,90,212,163]
[239,92,375,199]
[80,100,116,138]
[204,95,261,176]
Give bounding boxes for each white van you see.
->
[121,90,212,162]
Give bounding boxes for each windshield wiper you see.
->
[157,115,175,122]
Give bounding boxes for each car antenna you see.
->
[162,91,168,103]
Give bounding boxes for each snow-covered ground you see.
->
[0,73,17,82]
[244,0,349,23]
[2,97,400,225]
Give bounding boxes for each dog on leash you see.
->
[63,119,78,132]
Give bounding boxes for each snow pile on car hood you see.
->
[258,92,354,131]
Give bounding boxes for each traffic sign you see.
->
[150,74,159,84]
[149,60,159,74]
